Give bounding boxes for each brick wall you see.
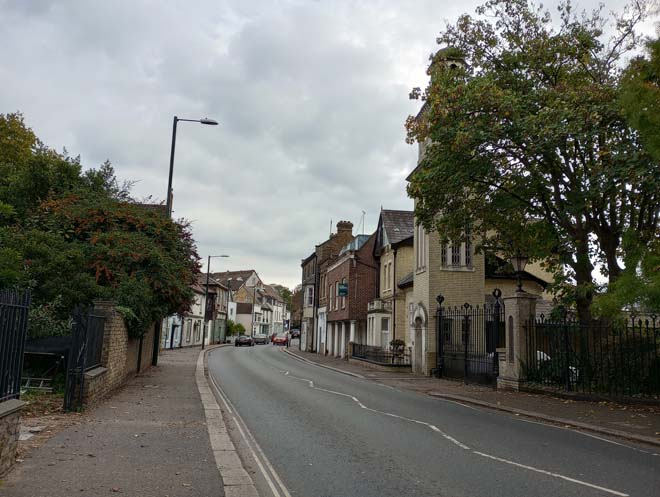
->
[0,400,23,476]
[82,301,155,405]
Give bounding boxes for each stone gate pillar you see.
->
[497,291,537,391]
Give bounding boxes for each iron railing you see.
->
[352,343,411,366]
[0,289,31,402]
[524,315,660,398]
[436,291,505,383]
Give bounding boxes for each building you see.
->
[367,209,415,349]
[325,233,378,358]
[300,221,355,353]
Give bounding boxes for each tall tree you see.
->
[406,0,660,321]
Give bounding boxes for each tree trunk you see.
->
[573,234,594,324]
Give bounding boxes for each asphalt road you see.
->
[208,343,660,497]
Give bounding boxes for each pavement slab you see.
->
[1,347,224,497]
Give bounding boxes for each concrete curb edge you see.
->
[196,345,260,496]
[428,392,660,448]
[283,348,365,379]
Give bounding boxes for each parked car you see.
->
[289,329,300,339]
[253,333,269,345]
[272,333,289,346]
[235,335,254,347]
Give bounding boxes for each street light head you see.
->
[200,118,219,125]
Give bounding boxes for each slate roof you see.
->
[397,272,414,289]
[263,284,283,302]
[381,210,415,246]
[212,270,258,292]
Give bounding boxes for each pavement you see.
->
[286,347,660,446]
[208,344,660,497]
[0,347,225,497]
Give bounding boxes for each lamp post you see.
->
[510,251,529,292]
[202,254,230,349]
[166,116,218,218]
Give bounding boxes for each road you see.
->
[207,342,660,497]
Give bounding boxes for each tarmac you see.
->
[285,347,660,447]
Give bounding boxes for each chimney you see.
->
[336,220,353,234]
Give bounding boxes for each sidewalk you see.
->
[287,348,660,446]
[1,347,224,497]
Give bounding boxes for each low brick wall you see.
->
[0,399,25,476]
[348,357,412,373]
[82,301,156,406]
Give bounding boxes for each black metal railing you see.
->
[436,291,504,383]
[84,311,106,370]
[524,315,660,398]
[352,343,411,366]
[0,289,31,402]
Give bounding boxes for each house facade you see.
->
[367,209,415,349]
[325,233,377,358]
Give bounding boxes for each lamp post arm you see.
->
[166,116,178,218]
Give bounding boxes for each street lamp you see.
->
[510,251,529,292]
[202,254,230,349]
[166,116,219,218]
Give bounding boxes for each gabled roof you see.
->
[381,209,414,246]
[196,274,228,292]
[212,270,259,292]
[397,272,414,289]
[374,209,415,256]
[263,284,283,303]
[485,256,550,288]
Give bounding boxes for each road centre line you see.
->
[283,369,630,497]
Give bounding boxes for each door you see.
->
[414,322,423,374]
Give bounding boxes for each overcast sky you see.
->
[0,0,655,289]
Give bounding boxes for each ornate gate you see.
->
[436,290,505,384]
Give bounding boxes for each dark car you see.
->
[235,335,254,347]
[253,333,269,345]
[290,329,300,339]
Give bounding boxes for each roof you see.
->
[381,209,414,246]
[196,274,228,292]
[397,272,414,289]
[339,234,371,255]
[212,270,258,292]
[263,284,283,302]
[485,256,550,288]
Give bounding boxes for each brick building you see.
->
[300,221,354,352]
[325,232,377,358]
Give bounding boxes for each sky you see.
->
[0,0,656,289]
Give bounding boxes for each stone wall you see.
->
[0,399,24,476]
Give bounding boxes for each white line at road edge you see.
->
[283,370,630,497]
[209,368,293,497]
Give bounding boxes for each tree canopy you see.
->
[406,0,660,319]
[0,112,200,337]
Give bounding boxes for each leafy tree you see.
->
[0,112,201,337]
[226,320,245,336]
[270,283,292,309]
[406,0,660,321]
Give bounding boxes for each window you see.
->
[465,238,472,267]
[335,282,339,310]
[381,317,390,331]
[389,262,393,289]
[341,278,347,309]
[306,286,314,306]
[416,224,426,270]
[329,282,333,309]
[451,243,461,267]
[440,243,447,267]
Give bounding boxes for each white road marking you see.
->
[473,451,629,497]
[284,370,631,497]
[209,369,292,497]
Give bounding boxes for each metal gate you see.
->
[63,307,105,411]
[0,289,31,402]
[435,290,505,384]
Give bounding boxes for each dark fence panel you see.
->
[64,307,106,411]
[352,343,411,366]
[524,315,660,398]
[0,289,31,402]
[437,293,504,384]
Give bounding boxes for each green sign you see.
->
[338,283,348,297]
